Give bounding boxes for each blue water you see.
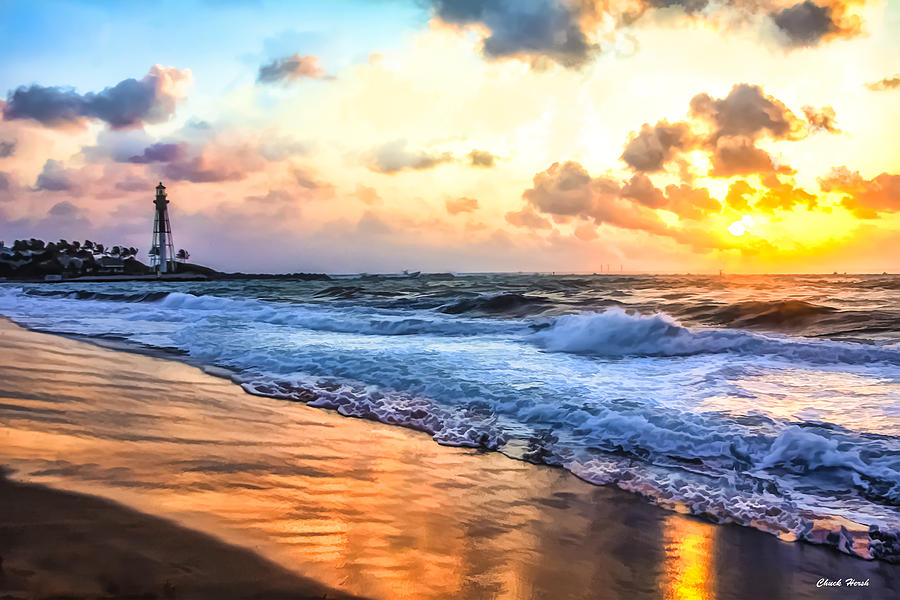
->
[1,273,898,560]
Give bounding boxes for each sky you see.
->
[0,0,898,274]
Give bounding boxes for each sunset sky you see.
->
[1,0,898,273]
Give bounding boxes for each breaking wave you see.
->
[531,308,900,364]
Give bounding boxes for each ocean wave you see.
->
[530,308,900,364]
[439,293,552,316]
[23,288,170,303]
[680,299,837,328]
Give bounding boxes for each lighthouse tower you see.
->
[150,182,175,273]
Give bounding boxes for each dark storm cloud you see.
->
[0,139,15,158]
[621,121,695,172]
[257,54,327,83]
[426,0,598,67]
[770,1,836,47]
[468,149,496,167]
[127,142,187,163]
[3,66,188,129]
[369,139,453,173]
[865,76,900,92]
[34,159,76,191]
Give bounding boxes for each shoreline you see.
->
[0,319,897,598]
[4,315,897,564]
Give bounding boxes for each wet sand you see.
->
[0,474,359,599]
[0,319,896,599]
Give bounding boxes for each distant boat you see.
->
[402,270,421,278]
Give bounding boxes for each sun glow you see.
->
[728,215,754,237]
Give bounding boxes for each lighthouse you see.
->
[150,182,175,273]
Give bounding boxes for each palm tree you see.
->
[176,249,190,263]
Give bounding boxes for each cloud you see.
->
[621,120,695,172]
[690,83,804,141]
[770,1,863,48]
[622,173,666,208]
[523,160,597,216]
[127,142,187,163]
[353,185,382,205]
[3,65,190,129]
[369,139,453,173]
[802,105,840,133]
[617,84,821,179]
[115,176,153,192]
[257,54,328,84]
[819,167,900,217]
[48,200,79,218]
[446,196,479,214]
[427,0,867,69]
[866,76,900,92]
[0,139,15,158]
[682,84,818,177]
[771,1,837,47]
[0,171,10,193]
[124,140,266,184]
[725,180,755,212]
[258,137,309,161]
[161,156,247,183]
[468,149,496,167]
[521,161,668,233]
[505,206,552,229]
[426,0,598,68]
[34,159,76,191]
[643,0,709,13]
[709,135,780,176]
[755,176,818,212]
[662,184,721,219]
[291,168,334,196]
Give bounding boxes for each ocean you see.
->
[1,273,898,560]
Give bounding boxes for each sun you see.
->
[728,215,754,237]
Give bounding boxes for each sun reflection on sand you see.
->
[661,514,716,600]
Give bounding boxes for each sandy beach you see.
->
[0,318,896,599]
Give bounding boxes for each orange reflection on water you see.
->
[661,513,716,600]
